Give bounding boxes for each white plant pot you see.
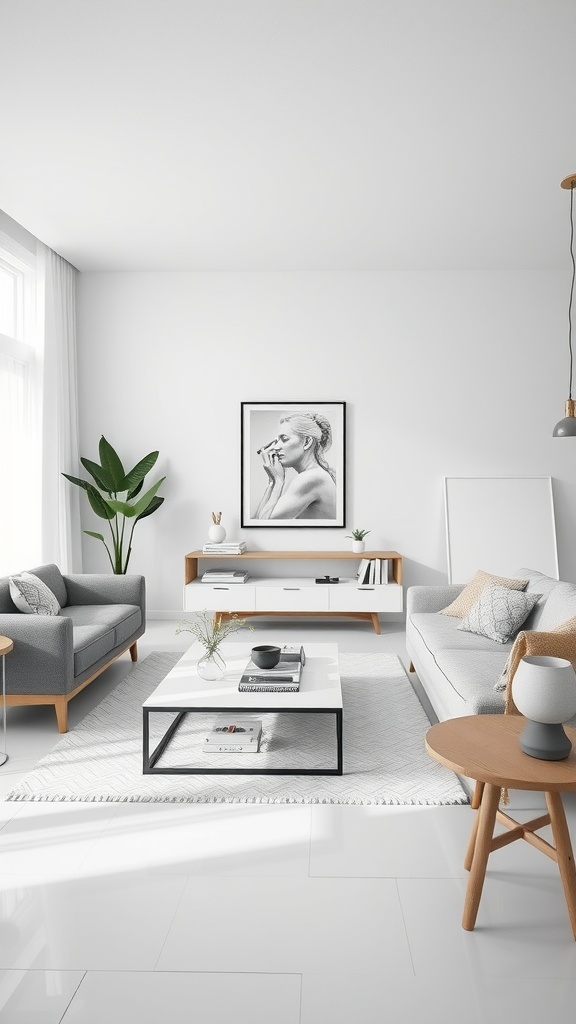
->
[352,540,365,554]
[208,524,226,543]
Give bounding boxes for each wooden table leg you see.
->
[545,791,576,940]
[464,809,480,871]
[462,782,500,931]
[464,781,487,869]
[470,780,484,809]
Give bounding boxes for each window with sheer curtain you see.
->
[0,232,41,574]
[0,227,81,576]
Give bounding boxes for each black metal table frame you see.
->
[143,704,343,776]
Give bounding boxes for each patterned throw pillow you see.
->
[458,583,540,644]
[9,572,61,616]
[439,569,529,617]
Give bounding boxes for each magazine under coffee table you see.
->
[142,641,343,776]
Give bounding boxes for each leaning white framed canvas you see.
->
[444,476,559,584]
[241,402,346,527]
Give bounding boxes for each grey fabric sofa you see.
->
[406,567,576,723]
[0,564,145,732]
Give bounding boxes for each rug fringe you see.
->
[7,792,468,805]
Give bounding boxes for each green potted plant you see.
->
[63,436,166,574]
[346,528,371,553]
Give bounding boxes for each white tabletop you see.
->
[142,642,342,711]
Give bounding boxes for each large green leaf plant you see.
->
[63,436,166,574]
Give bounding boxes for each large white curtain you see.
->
[37,243,82,572]
[0,353,40,572]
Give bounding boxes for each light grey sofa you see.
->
[406,567,576,723]
[0,563,145,732]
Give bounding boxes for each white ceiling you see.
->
[1,0,575,272]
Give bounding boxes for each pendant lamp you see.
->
[553,174,576,436]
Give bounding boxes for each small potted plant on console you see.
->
[346,528,370,554]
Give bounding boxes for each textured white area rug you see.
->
[6,652,467,805]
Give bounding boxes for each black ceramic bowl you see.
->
[251,645,281,669]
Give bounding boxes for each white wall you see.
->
[76,270,574,612]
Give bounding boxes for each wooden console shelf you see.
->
[183,550,403,634]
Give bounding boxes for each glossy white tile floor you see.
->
[1,619,576,1023]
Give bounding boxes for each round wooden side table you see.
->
[0,636,14,767]
[425,714,576,939]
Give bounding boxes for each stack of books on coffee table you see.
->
[203,718,262,753]
[238,645,306,693]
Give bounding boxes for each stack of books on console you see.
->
[238,645,306,693]
[201,568,249,584]
[356,557,390,585]
[202,541,247,554]
[203,718,262,753]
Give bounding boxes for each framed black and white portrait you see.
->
[241,402,346,528]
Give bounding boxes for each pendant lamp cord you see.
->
[565,180,569,395]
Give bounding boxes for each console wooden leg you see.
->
[54,697,68,734]
[371,613,381,635]
[462,782,500,931]
[130,642,138,662]
[408,661,415,673]
[546,791,576,940]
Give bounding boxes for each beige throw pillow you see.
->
[439,569,529,618]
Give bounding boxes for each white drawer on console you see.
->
[329,584,403,613]
[184,584,256,612]
[255,586,330,612]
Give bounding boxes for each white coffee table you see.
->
[142,641,343,776]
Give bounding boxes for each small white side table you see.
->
[0,636,14,767]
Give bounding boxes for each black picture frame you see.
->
[241,402,346,528]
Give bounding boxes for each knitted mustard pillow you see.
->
[439,569,528,618]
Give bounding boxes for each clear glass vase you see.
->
[197,649,226,681]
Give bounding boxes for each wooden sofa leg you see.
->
[55,697,69,734]
[409,661,415,673]
[130,641,138,662]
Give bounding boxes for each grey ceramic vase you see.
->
[512,656,576,760]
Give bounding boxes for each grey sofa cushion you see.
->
[72,624,117,675]
[512,567,562,630]
[26,564,68,608]
[410,612,516,656]
[114,607,142,646]
[66,604,142,675]
[433,649,508,714]
[536,582,576,631]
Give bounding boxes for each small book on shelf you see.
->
[354,561,373,585]
[356,558,370,584]
[201,569,249,583]
[203,718,262,752]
